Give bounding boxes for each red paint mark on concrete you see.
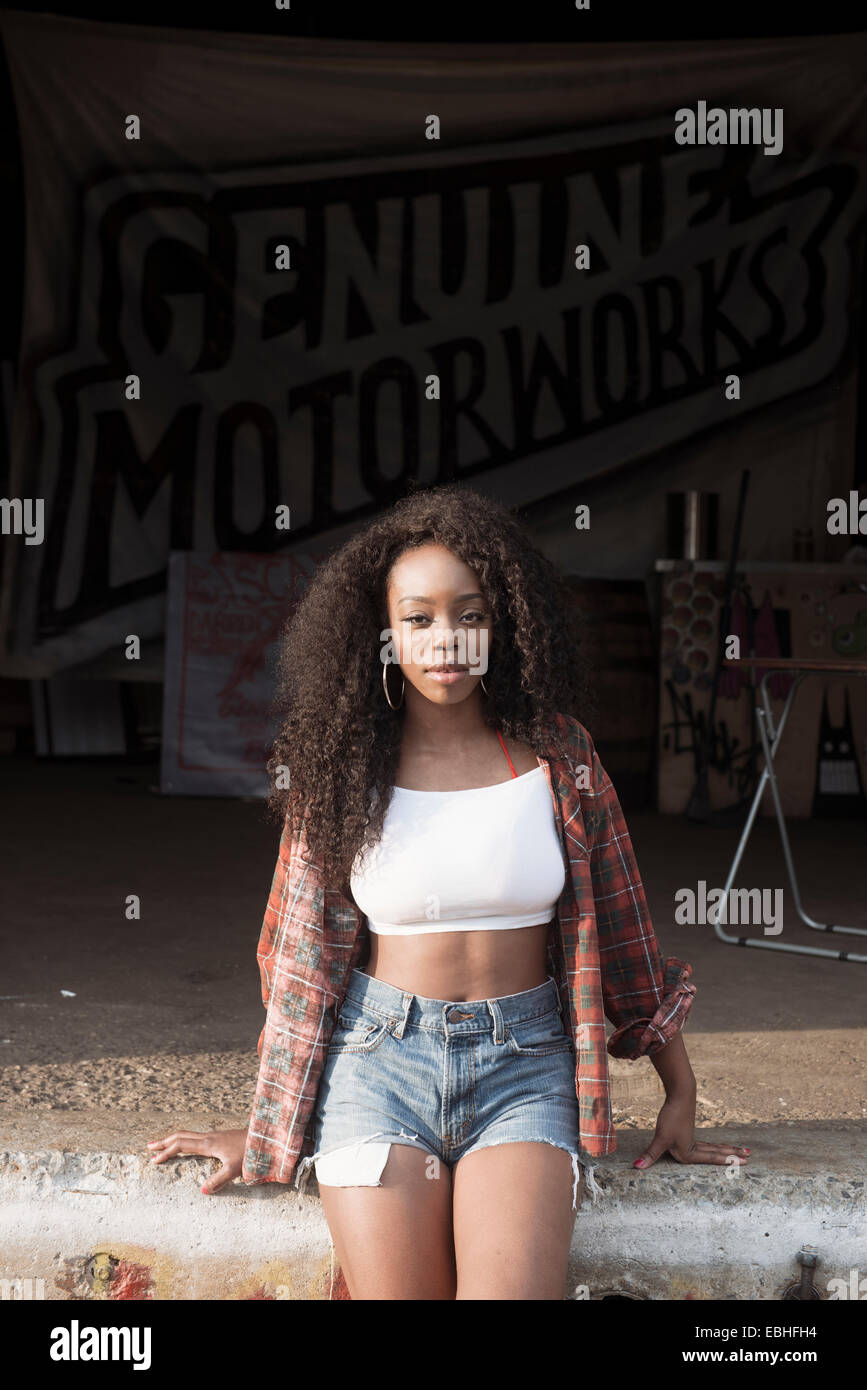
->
[110,1259,154,1300]
[246,1285,275,1300]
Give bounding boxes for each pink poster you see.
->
[161,546,331,795]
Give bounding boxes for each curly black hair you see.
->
[266,483,592,892]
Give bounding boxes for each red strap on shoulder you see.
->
[496,728,519,778]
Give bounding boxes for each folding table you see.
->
[712,657,867,961]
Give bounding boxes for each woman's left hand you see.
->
[633,1092,750,1169]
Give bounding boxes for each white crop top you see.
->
[349,761,566,935]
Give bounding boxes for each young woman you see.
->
[148,483,748,1300]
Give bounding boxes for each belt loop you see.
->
[549,974,563,1016]
[392,990,412,1040]
[487,997,505,1044]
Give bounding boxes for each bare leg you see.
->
[317,1143,457,1300]
[452,1142,579,1299]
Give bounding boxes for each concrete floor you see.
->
[1,753,865,1157]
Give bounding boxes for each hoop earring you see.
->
[480,676,489,696]
[382,661,405,711]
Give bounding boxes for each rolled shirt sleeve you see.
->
[583,737,697,1060]
[605,955,696,1059]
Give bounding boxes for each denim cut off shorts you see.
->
[294,968,604,1209]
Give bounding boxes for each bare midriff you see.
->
[357,729,557,1002]
[361,919,554,1002]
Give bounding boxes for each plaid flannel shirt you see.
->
[242,712,695,1191]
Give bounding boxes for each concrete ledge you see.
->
[1,1121,864,1300]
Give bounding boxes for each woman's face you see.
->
[383,543,493,706]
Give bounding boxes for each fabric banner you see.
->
[1,13,866,675]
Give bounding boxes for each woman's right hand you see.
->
[146,1127,249,1194]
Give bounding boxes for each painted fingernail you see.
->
[201,1185,210,1194]
[634,1158,646,1168]
[744,1148,751,1154]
